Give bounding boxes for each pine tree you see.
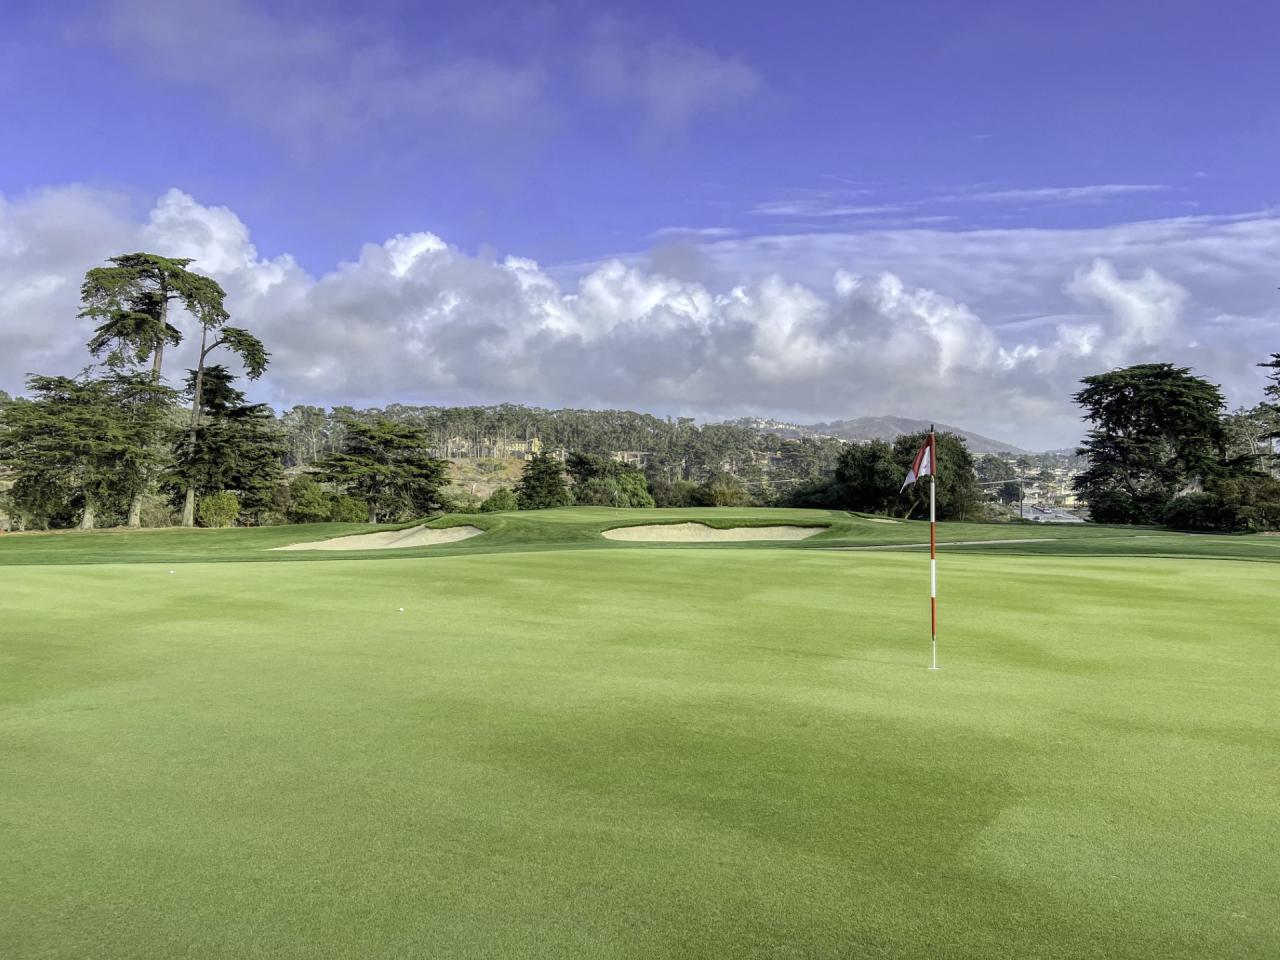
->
[80,253,224,380]
[892,432,982,520]
[181,325,269,527]
[1072,363,1229,524]
[169,366,283,525]
[81,253,238,526]
[1262,353,1280,408]
[515,453,571,509]
[319,418,449,523]
[831,439,901,515]
[0,372,174,529]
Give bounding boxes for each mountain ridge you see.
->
[724,415,1032,455]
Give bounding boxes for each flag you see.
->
[899,437,935,491]
[900,430,941,670]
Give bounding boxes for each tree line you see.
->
[3,252,1275,532]
[0,253,847,530]
[781,431,985,520]
[0,254,453,530]
[273,402,849,489]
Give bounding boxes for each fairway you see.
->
[3,512,1279,958]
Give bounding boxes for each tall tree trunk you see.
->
[127,494,143,528]
[135,287,168,527]
[79,499,96,530]
[182,486,197,527]
[368,503,378,524]
[181,326,209,528]
[128,491,145,529]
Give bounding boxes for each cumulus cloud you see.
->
[1064,259,1188,366]
[1,186,1275,450]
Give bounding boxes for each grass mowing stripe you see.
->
[2,547,1277,957]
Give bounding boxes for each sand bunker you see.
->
[274,525,483,552]
[602,523,826,543]
[862,517,900,524]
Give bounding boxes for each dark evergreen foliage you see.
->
[0,372,176,529]
[318,418,450,523]
[79,253,226,381]
[564,452,655,507]
[168,365,285,523]
[515,453,571,509]
[786,431,983,519]
[1072,364,1233,524]
[480,487,519,512]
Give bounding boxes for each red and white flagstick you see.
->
[929,426,939,671]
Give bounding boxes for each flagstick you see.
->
[929,428,939,671]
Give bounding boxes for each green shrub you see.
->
[648,478,701,507]
[700,474,750,507]
[329,495,368,523]
[1165,478,1280,533]
[480,487,519,512]
[287,476,331,523]
[140,501,177,528]
[1163,493,1243,532]
[613,472,654,507]
[197,491,240,528]
[571,474,655,508]
[571,477,620,506]
[438,488,483,513]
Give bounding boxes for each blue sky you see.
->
[1,0,1278,447]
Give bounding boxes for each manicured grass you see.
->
[4,506,1266,565]
[3,517,1278,957]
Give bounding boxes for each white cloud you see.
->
[650,226,740,240]
[833,273,1000,373]
[750,201,907,218]
[101,3,767,146]
[747,182,1172,225]
[584,27,763,132]
[1,186,1276,450]
[103,0,550,142]
[955,183,1170,204]
[1065,259,1188,365]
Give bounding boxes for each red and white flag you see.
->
[900,437,935,491]
[901,430,941,670]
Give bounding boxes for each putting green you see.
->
[2,513,1278,957]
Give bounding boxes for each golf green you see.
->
[2,517,1278,957]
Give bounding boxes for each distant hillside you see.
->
[726,416,1030,456]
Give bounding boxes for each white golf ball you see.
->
[399,607,405,612]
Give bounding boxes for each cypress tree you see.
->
[515,453,571,509]
[319,418,449,523]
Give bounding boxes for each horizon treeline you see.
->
[2,251,1276,533]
